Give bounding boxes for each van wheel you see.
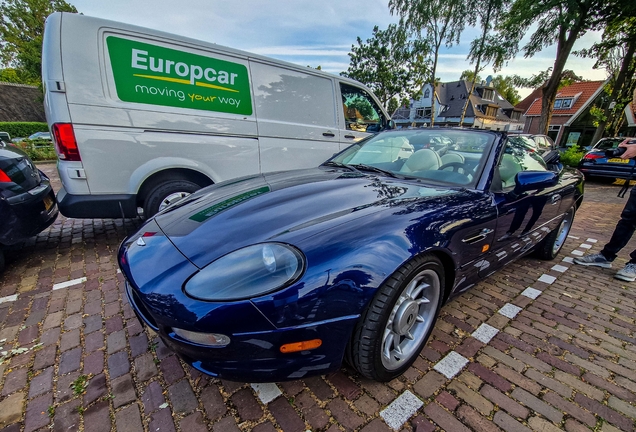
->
[143,180,201,218]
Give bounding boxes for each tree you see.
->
[342,24,429,109]
[0,67,38,84]
[497,0,628,135]
[0,0,77,84]
[491,75,521,105]
[389,0,470,126]
[459,0,507,126]
[578,17,636,142]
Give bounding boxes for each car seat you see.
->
[400,149,442,173]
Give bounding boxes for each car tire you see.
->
[143,180,201,219]
[534,207,575,260]
[346,254,444,381]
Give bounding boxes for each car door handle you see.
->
[344,134,356,139]
[323,132,335,137]
[551,194,561,205]
[462,228,494,244]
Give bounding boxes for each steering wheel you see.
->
[439,161,469,174]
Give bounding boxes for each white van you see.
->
[42,13,392,218]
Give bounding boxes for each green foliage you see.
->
[0,121,48,138]
[389,0,471,125]
[0,0,78,84]
[460,70,481,83]
[491,75,521,105]
[47,406,54,418]
[14,140,56,161]
[342,24,430,108]
[70,375,89,396]
[589,105,608,127]
[0,67,38,84]
[388,97,399,115]
[559,146,585,167]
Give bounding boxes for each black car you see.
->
[578,137,634,180]
[0,141,58,271]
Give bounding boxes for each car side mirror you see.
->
[514,171,558,194]
[386,120,396,130]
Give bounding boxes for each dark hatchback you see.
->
[0,141,58,271]
[578,137,634,180]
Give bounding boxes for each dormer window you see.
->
[554,98,573,109]
[482,89,494,100]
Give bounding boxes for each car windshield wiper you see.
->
[321,161,358,171]
[349,164,402,178]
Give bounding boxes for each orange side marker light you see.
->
[280,339,322,353]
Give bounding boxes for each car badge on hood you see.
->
[136,237,146,246]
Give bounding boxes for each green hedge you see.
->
[13,141,57,161]
[560,146,585,167]
[0,122,49,139]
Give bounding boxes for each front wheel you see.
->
[346,254,444,381]
[143,179,201,219]
[534,207,575,260]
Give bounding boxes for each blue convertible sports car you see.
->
[118,128,584,382]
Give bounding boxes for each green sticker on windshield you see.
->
[107,36,252,115]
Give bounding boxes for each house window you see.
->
[511,111,521,121]
[554,98,573,109]
[424,88,430,98]
[485,106,497,117]
[416,107,431,117]
[482,89,494,100]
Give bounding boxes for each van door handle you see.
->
[323,132,335,137]
[344,134,356,139]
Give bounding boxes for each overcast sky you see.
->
[70,0,607,99]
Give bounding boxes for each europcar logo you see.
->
[106,36,252,115]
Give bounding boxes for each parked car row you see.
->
[577,137,635,180]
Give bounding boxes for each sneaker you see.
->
[615,263,636,282]
[573,253,612,268]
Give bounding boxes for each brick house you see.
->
[518,80,608,148]
[392,80,524,131]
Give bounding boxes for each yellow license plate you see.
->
[43,195,54,211]
[608,158,630,164]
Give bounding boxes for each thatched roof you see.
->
[0,82,46,122]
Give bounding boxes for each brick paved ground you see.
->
[1,164,636,432]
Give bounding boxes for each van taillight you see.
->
[52,123,81,161]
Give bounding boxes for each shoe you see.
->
[615,263,636,282]
[573,253,612,268]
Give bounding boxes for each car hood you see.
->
[153,167,461,268]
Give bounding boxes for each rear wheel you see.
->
[143,180,201,218]
[346,254,443,381]
[534,207,575,260]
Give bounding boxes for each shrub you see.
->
[0,122,48,140]
[14,140,57,161]
[559,146,585,167]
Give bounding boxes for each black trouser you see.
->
[602,186,636,263]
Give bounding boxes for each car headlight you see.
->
[184,243,305,301]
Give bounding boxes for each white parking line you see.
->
[521,287,542,299]
[571,250,584,256]
[562,257,574,263]
[580,244,592,249]
[52,277,87,291]
[551,264,568,273]
[434,351,469,379]
[499,303,522,319]
[380,390,423,430]
[472,323,499,344]
[586,238,598,243]
[538,274,557,284]
[250,383,282,404]
[0,294,18,304]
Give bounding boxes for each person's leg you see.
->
[600,186,636,261]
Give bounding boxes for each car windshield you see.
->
[594,138,624,150]
[508,136,537,151]
[328,129,495,186]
